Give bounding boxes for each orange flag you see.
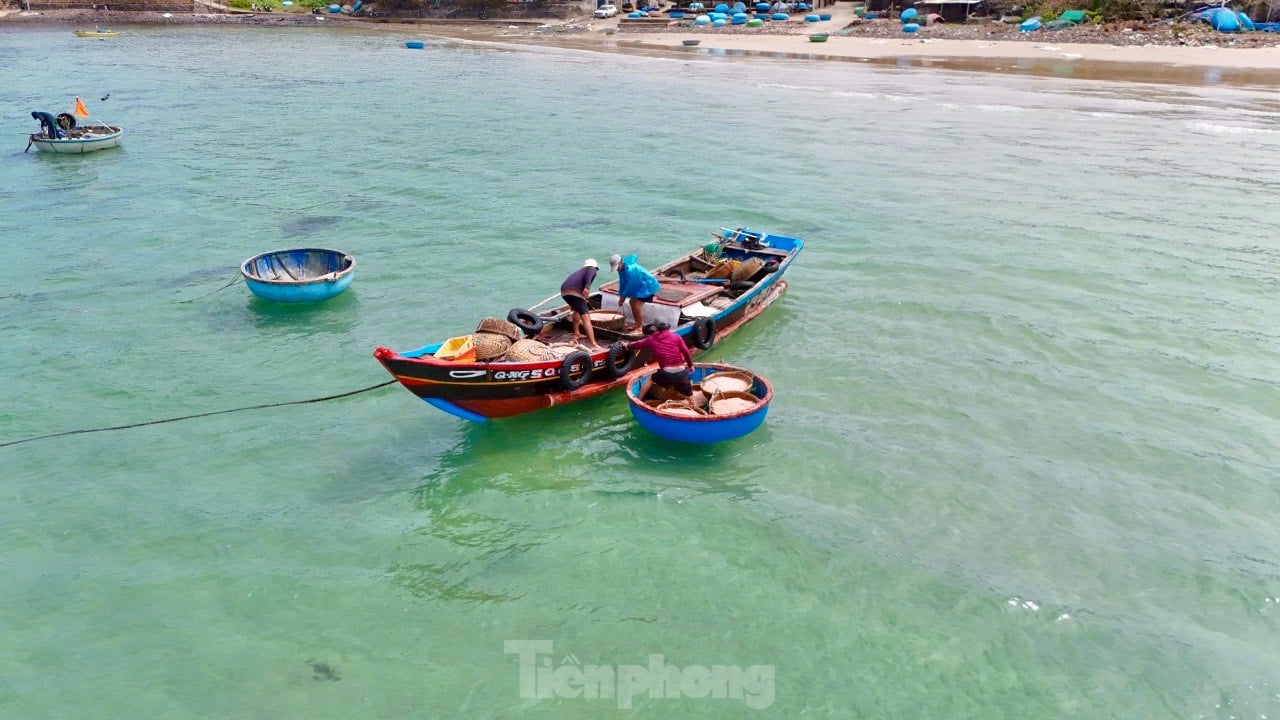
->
[73,97,90,118]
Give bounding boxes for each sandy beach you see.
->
[8,2,1280,85]
[604,1,1280,69]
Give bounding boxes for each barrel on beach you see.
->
[405,41,426,49]
[240,248,356,303]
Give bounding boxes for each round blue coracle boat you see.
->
[626,363,772,443]
[240,248,356,303]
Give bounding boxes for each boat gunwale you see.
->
[29,125,124,145]
[239,247,357,286]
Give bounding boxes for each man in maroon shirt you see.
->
[627,322,694,397]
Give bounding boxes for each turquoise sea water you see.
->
[2,24,1279,718]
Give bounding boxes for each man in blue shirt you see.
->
[560,258,600,348]
[609,253,660,333]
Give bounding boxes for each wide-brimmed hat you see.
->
[583,258,598,269]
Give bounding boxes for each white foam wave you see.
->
[755,82,832,93]
[974,104,1026,113]
[1186,121,1280,135]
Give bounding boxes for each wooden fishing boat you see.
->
[240,248,356,303]
[28,102,124,154]
[29,123,123,153]
[74,29,120,38]
[627,363,773,443]
[374,227,803,421]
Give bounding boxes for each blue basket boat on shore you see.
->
[626,363,772,443]
[240,248,356,303]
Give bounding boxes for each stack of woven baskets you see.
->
[503,338,549,363]
[473,317,522,361]
[496,336,586,363]
[645,370,760,416]
[706,260,736,280]
[731,257,765,282]
[704,257,766,283]
[470,316,594,363]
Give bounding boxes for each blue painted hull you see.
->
[626,364,772,443]
[244,272,354,303]
[240,247,356,303]
[629,401,769,443]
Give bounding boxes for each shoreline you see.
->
[8,6,1280,87]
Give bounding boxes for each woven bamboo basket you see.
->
[476,316,522,342]
[689,387,710,410]
[502,338,549,363]
[473,332,513,361]
[709,390,760,415]
[731,257,765,282]
[586,309,625,332]
[644,382,687,404]
[542,343,581,361]
[701,370,754,395]
[706,260,736,280]
[656,400,708,417]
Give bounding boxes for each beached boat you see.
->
[374,227,803,421]
[28,101,123,154]
[627,363,773,443]
[240,247,356,303]
[74,29,120,38]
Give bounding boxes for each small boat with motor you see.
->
[240,248,356,303]
[374,226,803,421]
[74,28,121,38]
[627,363,772,443]
[28,98,123,154]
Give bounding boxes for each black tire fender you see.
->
[663,269,687,283]
[604,341,637,379]
[507,308,545,336]
[56,112,76,130]
[729,280,754,292]
[559,350,593,391]
[691,317,716,349]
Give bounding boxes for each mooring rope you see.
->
[178,273,242,303]
[0,380,397,449]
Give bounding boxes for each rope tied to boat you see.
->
[178,273,241,303]
[0,380,396,449]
